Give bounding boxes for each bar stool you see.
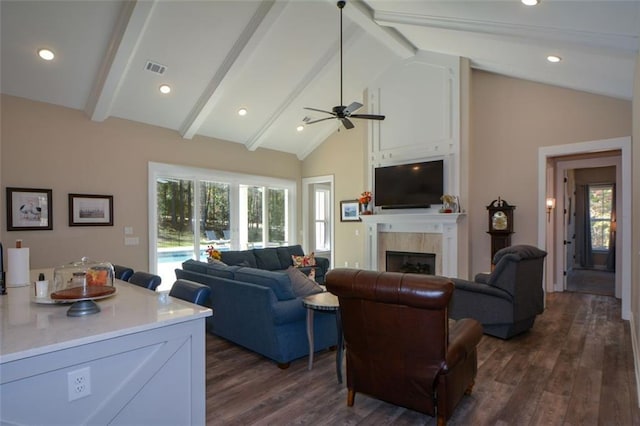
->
[169,279,211,306]
[128,271,162,291]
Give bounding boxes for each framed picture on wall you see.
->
[340,200,361,222]
[69,194,113,226]
[6,187,53,231]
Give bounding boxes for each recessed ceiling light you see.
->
[238,108,248,116]
[296,125,304,132]
[159,84,171,94]
[547,55,562,63]
[37,48,55,61]
[522,0,540,6]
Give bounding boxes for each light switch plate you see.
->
[124,237,139,246]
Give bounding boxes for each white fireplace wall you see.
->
[378,233,442,275]
[362,213,464,277]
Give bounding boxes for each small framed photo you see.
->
[69,194,113,226]
[340,200,361,222]
[6,187,53,231]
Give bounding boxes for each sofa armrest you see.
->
[450,278,511,301]
[272,298,307,325]
[474,272,491,284]
[444,318,483,372]
[315,256,330,272]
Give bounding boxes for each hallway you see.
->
[566,268,615,297]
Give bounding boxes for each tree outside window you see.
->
[199,181,230,243]
[157,178,194,248]
[589,184,613,251]
[268,188,286,244]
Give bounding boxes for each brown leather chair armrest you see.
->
[444,318,483,371]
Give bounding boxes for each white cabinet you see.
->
[0,283,212,425]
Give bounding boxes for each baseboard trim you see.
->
[630,312,640,408]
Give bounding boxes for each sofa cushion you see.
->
[253,248,282,271]
[287,266,323,297]
[205,265,235,280]
[276,247,294,269]
[220,250,257,268]
[287,244,305,257]
[182,259,208,274]
[234,267,296,300]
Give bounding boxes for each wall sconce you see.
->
[546,197,556,222]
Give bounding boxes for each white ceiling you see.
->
[2,0,638,159]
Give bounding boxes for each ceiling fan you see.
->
[304,0,385,130]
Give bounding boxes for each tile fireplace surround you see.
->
[361,213,465,277]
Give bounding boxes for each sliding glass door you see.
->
[156,177,195,288]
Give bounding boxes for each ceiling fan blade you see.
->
[350,114,386,121]
[304,107,335,115]
[344,101,363,114]
[303,2,385,131]
[306,116,337,125]
[340,117,355,129]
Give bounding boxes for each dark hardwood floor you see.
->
[205,292,639,425]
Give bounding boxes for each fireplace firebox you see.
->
[386,251,436,275]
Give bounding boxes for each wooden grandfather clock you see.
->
[487,197,515,261]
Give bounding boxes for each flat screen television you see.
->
[374,159,444,209]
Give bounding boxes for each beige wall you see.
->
[0,95,301,272]
[469,70,632,274]
[302,123,367,269]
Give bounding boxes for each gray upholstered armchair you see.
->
[449,245,547,339]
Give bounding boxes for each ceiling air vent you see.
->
[144,60,167,75]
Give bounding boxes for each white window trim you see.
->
[148,162,297,274]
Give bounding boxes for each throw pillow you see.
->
[207,258,227,267]
[287,266,323,297]
[291,252,316,268]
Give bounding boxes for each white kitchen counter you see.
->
[0,279,213,425]
[1,280,211,362]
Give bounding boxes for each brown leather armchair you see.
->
[326,269,483,426]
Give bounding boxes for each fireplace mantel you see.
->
[361,213,466,277]
[361,212,464,228]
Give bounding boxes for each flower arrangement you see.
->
[206,245,221,261]
[441,194,456,205]
[440,194,458,213]
[358,191,372,205]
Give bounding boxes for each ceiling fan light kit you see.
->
[303,0,385,130]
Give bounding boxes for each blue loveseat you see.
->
[176,259,337,367]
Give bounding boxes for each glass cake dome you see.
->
[51,257,116,316]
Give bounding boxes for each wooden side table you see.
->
[302,292,343,384]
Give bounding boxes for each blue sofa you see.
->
[176,259,337,367]
[218,245,330,284]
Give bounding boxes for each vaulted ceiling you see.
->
[2,1,638,159]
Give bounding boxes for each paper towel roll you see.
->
[7,247,30,287]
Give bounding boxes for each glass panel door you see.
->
[200,181,231,252]
[156,177,194,289]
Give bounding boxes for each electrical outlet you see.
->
[67,367,91,401]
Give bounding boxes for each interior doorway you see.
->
[538,137,631,320]
[302,175,335,269]
[556,158,619,298]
